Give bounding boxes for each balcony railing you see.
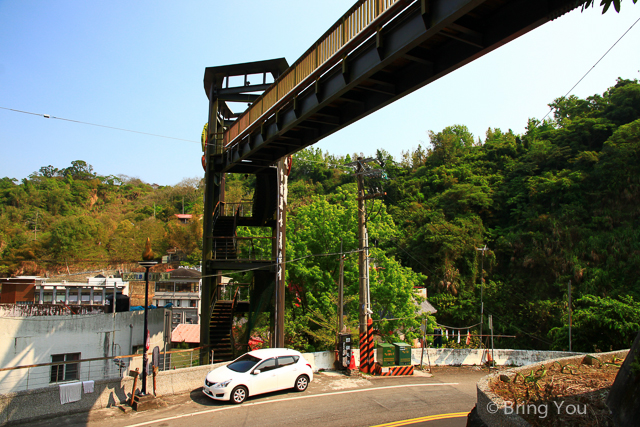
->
[0,347,215,394]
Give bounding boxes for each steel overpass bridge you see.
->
[200,0,583,360]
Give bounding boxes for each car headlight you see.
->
[214,379,232,388]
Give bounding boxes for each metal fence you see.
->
[0,347,215,394]
[217,283,250,302]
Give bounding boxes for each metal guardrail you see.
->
[219,202,253,217]
[0,347,214,394]
[211,236,275,261]
[223,0,403,147]
[217,283,250,302]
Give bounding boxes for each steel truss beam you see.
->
[210,0,579,174]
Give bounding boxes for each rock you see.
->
[582,355,602,366]
[499,374,511,383]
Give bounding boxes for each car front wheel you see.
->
[294,375,309,392]
[230,386,248,404]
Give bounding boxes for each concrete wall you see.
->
[0,362,227,425]
[303,349,582,372]
[0,309,167,392]
[0,303,107,317]
[410,348,581,367]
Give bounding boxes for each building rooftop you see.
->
[168,268,201,280]
[171,324,200,344]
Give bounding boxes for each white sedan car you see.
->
[203,348,314,404]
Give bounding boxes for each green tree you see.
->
[549,295,640,351]
[580,0,638,13]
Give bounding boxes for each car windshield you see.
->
[227,354,261,373]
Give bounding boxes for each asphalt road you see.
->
[12,366,489,427]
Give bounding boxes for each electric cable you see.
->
[540,14,640,123]
[436,322,482,330]
[0,106,199,143]
[484,308,553,346]
[35,247,364,280]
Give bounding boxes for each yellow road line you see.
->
[370,412,469,427]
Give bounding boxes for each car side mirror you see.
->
[253,369,261,375]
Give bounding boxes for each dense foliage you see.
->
[2,79,639,352]
[0,166,204,275]
[384,78,640,352]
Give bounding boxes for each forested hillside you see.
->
[2,79,639,352]
[0,164,204,275]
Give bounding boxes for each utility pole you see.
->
[345,157,386,337]
[489,314,494,367]
[338,239,344,333]
[476,245,488,342]
[356,158,367,338]
[568,280,572,352]
[365,229,371,316]
[33,210,39,241]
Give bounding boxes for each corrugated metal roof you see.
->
[171,324,200,344]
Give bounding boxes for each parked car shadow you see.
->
[188,386,300,406]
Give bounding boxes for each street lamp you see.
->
[138,238,157,395]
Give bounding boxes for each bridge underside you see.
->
[200,0,582,360]
[210,0,579,174]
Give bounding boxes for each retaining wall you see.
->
[475,349,629,427]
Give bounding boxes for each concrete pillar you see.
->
[39,286,44,304]
[52,286,57,304]
[65,288,70,304]
[77,287,82,304]
[89,288,94,305]
[102,288,106,305]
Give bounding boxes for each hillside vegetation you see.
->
[2,79,640,352]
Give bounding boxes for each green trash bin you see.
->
[393,342,412,366]
[377,343,395,367]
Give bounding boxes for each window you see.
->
[155,283,172,293]
[254,358,277,373]
[175,283,191,293]
[190,300,197,308]
[277,356,299,367]
[50,353,80,383]
[227,354,261,373]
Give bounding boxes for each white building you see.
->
[0,308,168,393]
[35,275,129,306]
[152,268,203,328]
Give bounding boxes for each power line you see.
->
[32,248,364,279]
[0,106,199,143]
[541,15,640,122]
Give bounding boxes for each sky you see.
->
[1,1,639,186]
